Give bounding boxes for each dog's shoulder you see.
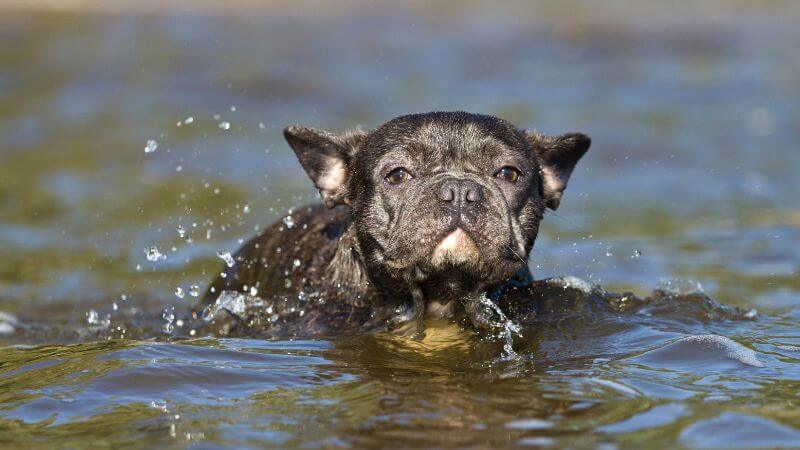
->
[202,204,351,304]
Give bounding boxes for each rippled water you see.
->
[1,2,799,448]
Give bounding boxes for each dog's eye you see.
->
[385,168,412,185]
[494,166,521,183]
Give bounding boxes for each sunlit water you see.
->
[1,2,799,448]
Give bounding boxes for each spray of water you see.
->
[478,294,521,359]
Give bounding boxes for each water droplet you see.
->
[249,286,258,296]
[175,286,185,299]
[189,284,200,297]
[242,204,251,214]
[162,307,175,334]
[177,224,186,238]
[86,309,99,324]
[183,116,194,125]
[258,122,266,130]
[283,215,295,229]
[631,250,642,258]
[217,251,235,267]
[144,139,158,153]
[144,245,165,262]
[218,121,230,130]
[293,259,301,268]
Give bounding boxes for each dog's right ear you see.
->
[283,125,366,208]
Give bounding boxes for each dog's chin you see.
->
[430,228,479,267]
[382,227,523,283]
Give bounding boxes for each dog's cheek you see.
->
[517,199,545,254]
[385,183,440,247]
[356,193,390,243]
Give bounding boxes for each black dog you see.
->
[201,112,589,336]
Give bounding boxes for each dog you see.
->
[201,111,590,337]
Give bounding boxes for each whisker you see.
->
[504,244,527,265]
[548,210,579,230]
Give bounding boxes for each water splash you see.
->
[204,291,258,319]
[217,251,235,267]
[86,309,110,328]
[0,311,17,335]
[657,279,705,296]
[478,294,521,359]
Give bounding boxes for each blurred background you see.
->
[1,0,799,334]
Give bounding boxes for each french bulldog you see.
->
[201,111,590,337]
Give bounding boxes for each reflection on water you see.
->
[1,1,799,448]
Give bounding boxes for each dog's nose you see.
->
[438,179,483,206]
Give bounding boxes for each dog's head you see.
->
[284,112,589,291]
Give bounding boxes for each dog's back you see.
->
[200,205,397,335]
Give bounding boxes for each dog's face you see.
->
[284,112,589,290]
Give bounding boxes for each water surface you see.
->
[1,2,799,448]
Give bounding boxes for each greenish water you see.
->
[1,3,799,448]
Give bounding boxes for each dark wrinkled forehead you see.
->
[358,112,532,163]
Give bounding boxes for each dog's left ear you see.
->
[284,125,367,208]
[525,131,591,210]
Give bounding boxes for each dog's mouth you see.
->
[430,228,479,267]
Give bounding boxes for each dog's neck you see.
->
[327,224,371,305]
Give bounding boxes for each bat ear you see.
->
[283,125,367,208]
[525,131,591,210]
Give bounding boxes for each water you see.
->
[1,1,799,448]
